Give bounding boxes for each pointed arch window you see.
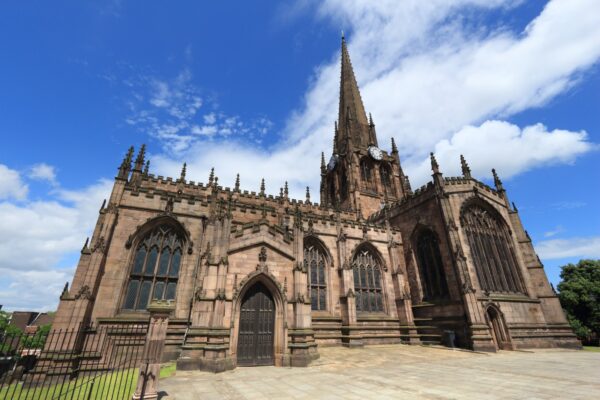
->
[328,179,336,207]
[379,163,394,197]
[415,229,449,300]
[304,241,328,311]
[352,248,384,312]
[461,204,524,294]
[360,158,375,192]
[340,166,348,201]
[123,225,185,311]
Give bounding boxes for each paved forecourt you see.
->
[160,345,600,399]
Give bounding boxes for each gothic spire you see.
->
[133,144,146,171]
[430,152,440,174]
[321,152,326,175]
[337,34,370,149]
[234,173,240,192]
[492,168,504,191]
[460,155,472,179]
[284,181,289,198]
[260,178,265,196]
[208,167,214,186]
[117,146,134,179]
[391,137,398,154]
[143,160,150,176]
[305,186,311,204]
[180,162,187,182]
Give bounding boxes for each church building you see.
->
[52,37,579,372]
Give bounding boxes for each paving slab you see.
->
[159,345,600,399]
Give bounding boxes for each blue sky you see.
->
[0,0,599,310]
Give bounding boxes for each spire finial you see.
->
[284,181,289,198]
[208,167,214,185]
[134,144,146,171]
[179,162,187,182]
[234,173,240,192]
[460,155,471,179]
[306,186,311,204]
[321,152,326,174]
[260,178,265,196]
[492,168,504,191]
[118,146,135,179]
[369,112,374,126]
[430,152,440,174]
[391,137,398,154]
[144,160,150,175]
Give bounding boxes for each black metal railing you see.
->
[0,324,148,399]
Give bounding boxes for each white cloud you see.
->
[544,226,564,238]
[0,164,28,201]
[536,236,600,260]
[406,121,594,185]
[0,179,112,311]
[144,0,598,199]
[203,113,216,125]
[29,163,57,185]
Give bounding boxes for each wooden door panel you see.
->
[237,283,274,366]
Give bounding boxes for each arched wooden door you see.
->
[487,307,511,350]
[237,282,275,366]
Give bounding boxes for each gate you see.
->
[237,282,275,366]
[0,324,149,399]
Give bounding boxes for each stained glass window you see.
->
[304,240,328,311]
[416,229,449,300]
[353,248,384,312]
[462,204,524,294]
[123,224,185,310]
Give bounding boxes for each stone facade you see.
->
[52,37,579,373]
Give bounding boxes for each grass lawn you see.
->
[0,363,176,399]
[583,346,600,352]
[160,362,176,379]
[0,368,138,399]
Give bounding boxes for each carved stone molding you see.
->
[74,285,93,301]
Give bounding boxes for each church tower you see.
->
[320,35,411,217]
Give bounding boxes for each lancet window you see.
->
[340,166,348,201]
[461,204,524,294]
[352,248,384,312]
[380,163,393,196]
[123,224,184,311]
[415,229,449,300]
[360,158,375,192]
[304,240,328,311]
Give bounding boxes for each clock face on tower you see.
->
[368,146,383,161]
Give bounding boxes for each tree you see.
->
[557,259,600,343]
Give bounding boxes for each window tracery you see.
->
[379,163,393,197]
[461,204,524,294]
[123,224,184,311]
[415,229,449,300]
[352,248,384,312]
[304,241,328,311]
[360,158,375,192]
